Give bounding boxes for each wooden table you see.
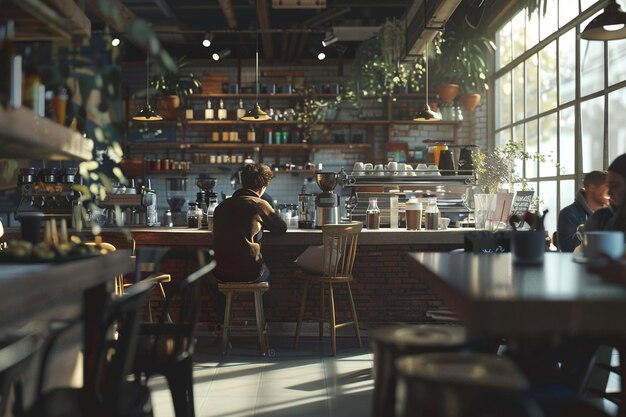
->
[1,251,133,413]
[409,251,626,416]
[407,252,626,338]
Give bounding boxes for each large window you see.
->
[493,0,626,233]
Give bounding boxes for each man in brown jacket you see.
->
[213,163,287,284]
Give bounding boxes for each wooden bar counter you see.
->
[95,227,468,325]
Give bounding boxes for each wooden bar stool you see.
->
[395,352,530,417]
[217,281,270,356]
[369,324,467,417]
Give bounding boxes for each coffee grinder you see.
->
[315,172,340,227]
[165,177,188,226]
[196,176,217,229]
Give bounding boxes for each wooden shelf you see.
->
[0,107,93,160]
[309,143,371,149]
[184,120,298,126]
[9,0,91,41]
[129,142,260,151]
[389,120,462,126]
[187,93,300,99]
[317,120,384,125]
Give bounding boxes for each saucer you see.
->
[572,254,609,268]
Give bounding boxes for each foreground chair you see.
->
[18,280,156,417]
[132,251,216,417]
[0,332,40,417]
[293,222,363,356]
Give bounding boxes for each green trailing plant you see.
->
[350,19,424,101]
[429,15,495,95]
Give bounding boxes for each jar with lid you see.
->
[425,198,440,230]
[187,203,199,228]
[366,197,380,229]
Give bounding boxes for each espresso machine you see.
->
[315,172,340,227]
[196,176,217,229]
[165,177,188,226]
[16,167,81,224]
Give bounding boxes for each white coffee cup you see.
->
[352,162,364,176]
[583,231,625,260]
[363,163,373,175]
[396,163,406,175]
[374,164,385,176]
[416,164,428,175]
[387,161,398,174]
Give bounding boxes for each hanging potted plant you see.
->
[151,57,201,119]
[430,14,494,110]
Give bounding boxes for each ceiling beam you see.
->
[280,31,289,62]
[151,0,195,44]
[294,31,309,63]
[218,0,239,29]
[257,0,275,63]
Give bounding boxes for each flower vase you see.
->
[473,193,498,230]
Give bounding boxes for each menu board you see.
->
[510,191,535,227]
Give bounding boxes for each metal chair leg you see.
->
[294,281,309,349]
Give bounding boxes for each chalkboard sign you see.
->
[510,191,535,228]
[129,126,177,143]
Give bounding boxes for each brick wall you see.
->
[141,241,461,329]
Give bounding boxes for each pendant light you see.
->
[581,0,626,41]
[133,51,162,121]
[413,42,440,122]
[241,30,271,122]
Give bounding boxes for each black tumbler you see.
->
[458,147,475,175]
[20,212,44,244]
[438,150,456,176]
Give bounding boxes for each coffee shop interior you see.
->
[2,0,626,416]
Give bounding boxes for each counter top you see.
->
[97,226,471,246]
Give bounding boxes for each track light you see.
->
[310,47,325,60]
[111,37,120,47]
[212,49,231,61]
[202,33,213,48]
[581,0,626,40]
[322,32,338,47]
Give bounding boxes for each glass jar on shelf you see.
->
[366,197,380,229]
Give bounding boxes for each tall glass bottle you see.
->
[236,99,246,119]
[204,100,214,120]
[217,99,227,120]
[366,197,380,229]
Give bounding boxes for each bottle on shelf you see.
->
[185,104,194,120]
[247,126,256,143]
[366,197,380,230]
[218,99,227,120]
[236,99,246,119]
[204,100,214,120]
[211,131,219,142]
[216,153,222,164]
[425,197,440,230]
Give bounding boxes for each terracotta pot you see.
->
[460,93,481,111]
[436,84,459,103]
[156,95,181,120]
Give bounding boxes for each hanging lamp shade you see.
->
[241,27,269,122]
[133,104,162,121]
[241,103,271,121]
[581,0,626,40]
[414,104,440,121]
[413,43,441,122]
[133,52,161,121]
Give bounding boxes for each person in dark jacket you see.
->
[214,163,287,282]
[556,170,608,251]
[585,153,626,234]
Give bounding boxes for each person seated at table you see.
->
[212,163,287,318]
[557,170,608,251]
[585,153,626,234]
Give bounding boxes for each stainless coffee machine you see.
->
[315,172,340,227]
[16,167,81,223]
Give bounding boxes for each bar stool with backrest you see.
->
[218,279,270,356]
[293,221,363,356]
[132,250,216,417]
[17,280,156,417]
[119,241,172,321]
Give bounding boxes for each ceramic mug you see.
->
[374,164,385,176]
[387,161,398,175]
[397,163,406,176]
[352,161,364,176]
[363,163,373,175]
[583,231,625,260]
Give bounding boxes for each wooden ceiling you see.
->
[115,0,412,63]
